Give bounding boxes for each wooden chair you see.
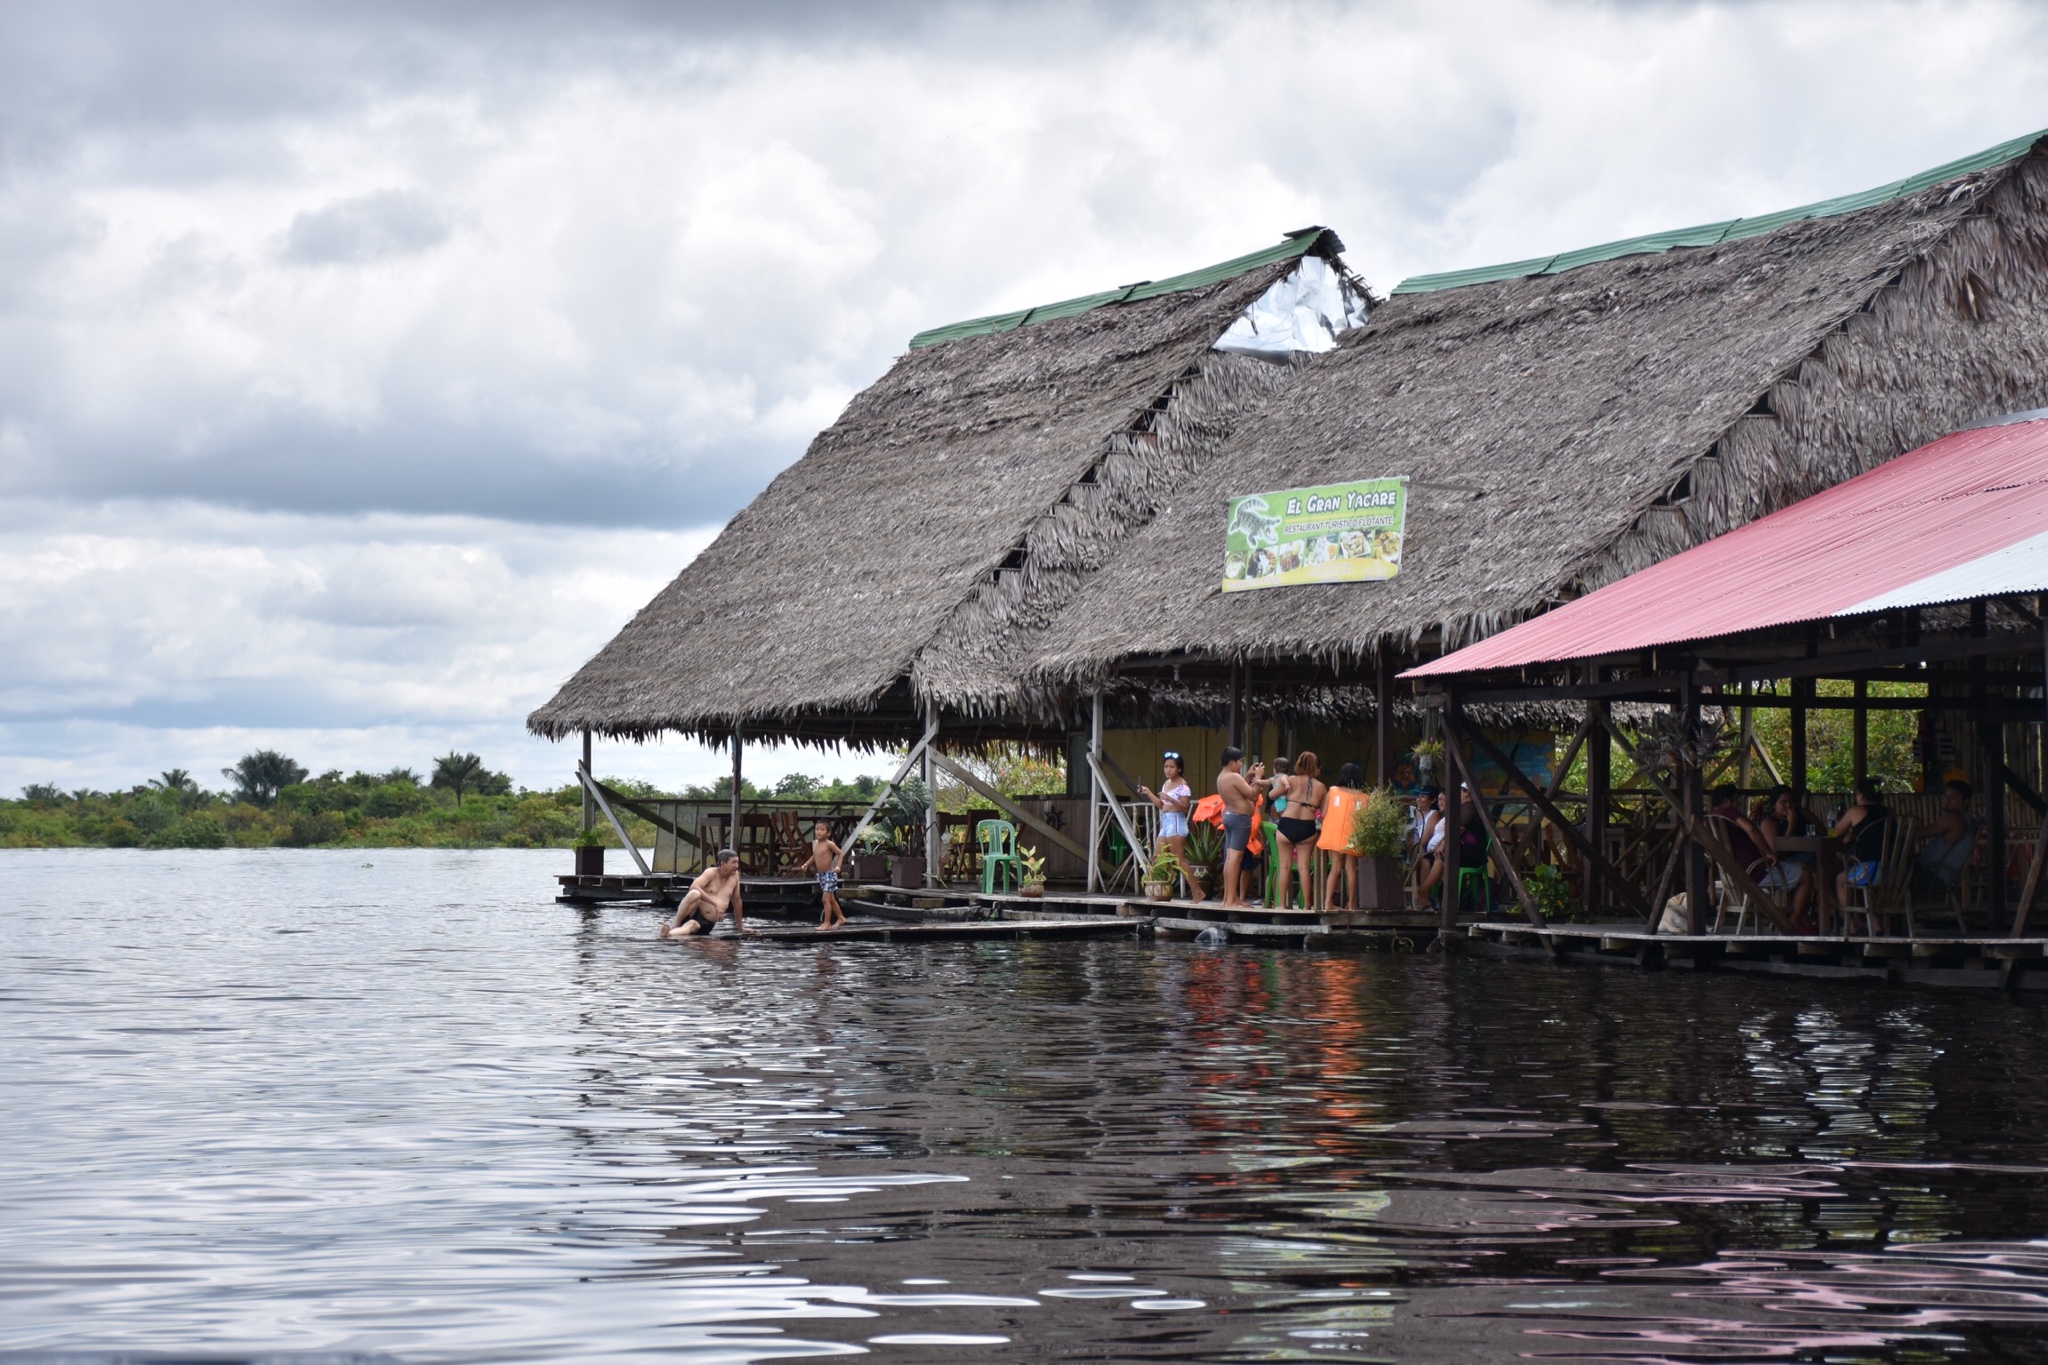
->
[1706,814,1778,935]
[1847,814,1919,938]
[769,810,812,876]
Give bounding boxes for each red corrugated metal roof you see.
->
[1405,412,2048,679]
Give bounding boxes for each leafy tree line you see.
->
[5,752,894,850]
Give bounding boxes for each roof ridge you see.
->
[1392,127,2048,296]
[907,227,1344,350]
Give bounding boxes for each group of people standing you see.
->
[1138,746,1381,910]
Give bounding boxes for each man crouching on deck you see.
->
[659,849,754,939]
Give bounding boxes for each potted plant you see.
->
[850,827,890,882]
[1141,844,1179,901]
[1348,787,1409,910]
[888,826,925,889]
[1183,821,1221,887]
[573,827,604,877]
[1411,738,1445,788]
[1017,844,1047,898]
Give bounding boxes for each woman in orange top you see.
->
[1318,761,1365,912]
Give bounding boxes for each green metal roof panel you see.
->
[1393,128,2048,295]
[907,228,1334,349]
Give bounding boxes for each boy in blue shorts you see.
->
[810,820,846,929]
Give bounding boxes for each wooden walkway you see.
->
[1466,920,2048,989]
[753,917,1151,945]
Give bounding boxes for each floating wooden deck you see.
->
[752,916,1152,945]
[1465,920,2048,989]
[556,873,819,912]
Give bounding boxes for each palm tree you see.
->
[431,752,488,802]
[221,751,308,807]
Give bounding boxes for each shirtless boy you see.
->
[659,849,753,939]
[810,820,846,930]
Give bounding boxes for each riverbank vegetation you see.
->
[4,751,891,850]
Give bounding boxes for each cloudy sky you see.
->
[3,0,2045,794]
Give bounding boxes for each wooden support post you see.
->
[1738,683,1754,790]
[2016,603,2048,939]
[1988,718,2008,921]
[728,725,743,857]
[924,701,940,888]
[1853,678,1869,787]
[1682,672,1706,936]
[1228,660,1245,750]
[1375,650,1394,788]
[1586,699,1611,920]
[581,728,593,834]
[1087,691,1105,893]
[1440,693,1462,934]
[1791,677,1810,808]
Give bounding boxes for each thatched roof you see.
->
[535,130,2048,747]
[996,134,2048,706]
[529,229,1354,744]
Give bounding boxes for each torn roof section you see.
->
[907,226,1367,352]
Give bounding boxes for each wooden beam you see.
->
[579,762,651,876]
[929,750,1089,864]
[1467,725,1651,921]
[1441,719,1549,934]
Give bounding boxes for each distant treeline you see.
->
[3,749,891,850]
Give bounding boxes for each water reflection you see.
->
[6,850,2048,1361]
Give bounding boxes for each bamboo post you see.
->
[2017,601,2048,939]
[1375,650,1394,788]
[581,729,593,834]
[924,700,940,888]
[1087,690,1104,893]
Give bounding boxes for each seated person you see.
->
[1913,778,1980,898]
[659,849,753,939]
[1832,777,1891,905]
[1709,784,1767,871]
[1410,786,1446,900]
[1755,785,1815,926]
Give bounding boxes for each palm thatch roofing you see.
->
[528,228,1353,745]
[534,130,2048,748]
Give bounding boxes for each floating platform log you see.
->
[753,916,1153,945]
[556,873,819,914]
[1465,921,2048,989]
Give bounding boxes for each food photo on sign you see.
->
[1221,476,1408,592]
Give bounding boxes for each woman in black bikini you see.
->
[1274,751,1325,911]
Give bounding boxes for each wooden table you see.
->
[1773,835,1842,935]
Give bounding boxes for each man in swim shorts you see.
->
[1216,746,1269,907]
[659,849,753,939]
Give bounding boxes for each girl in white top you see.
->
[1138,752,1205,902]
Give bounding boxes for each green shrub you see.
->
[1348,787,1408,858]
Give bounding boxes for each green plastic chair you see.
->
[1454,830,1494,916]
[978,819,1021,895]
[1261,819,1289,908]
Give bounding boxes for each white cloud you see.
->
[2,0,2047,785]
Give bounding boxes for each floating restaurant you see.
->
[531,128,2048,971]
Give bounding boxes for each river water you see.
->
[7,849,2048,1363]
